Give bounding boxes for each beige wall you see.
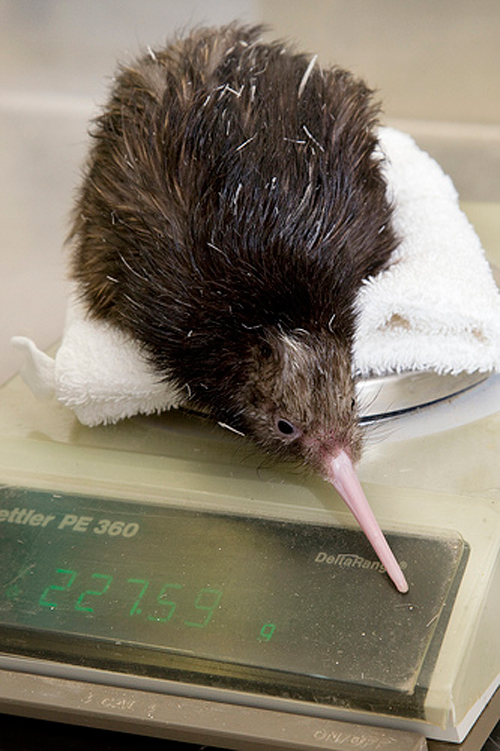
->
[259,0,500,125]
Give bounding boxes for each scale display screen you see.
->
[0,487,468,717]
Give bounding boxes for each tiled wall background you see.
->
[1,0,499,384]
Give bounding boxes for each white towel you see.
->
[12,299,184,427]
[354,127,500,376]
[11,127,500,427]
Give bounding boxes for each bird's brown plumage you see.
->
[69,24,407,591]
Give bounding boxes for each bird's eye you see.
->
[276,418,299,437]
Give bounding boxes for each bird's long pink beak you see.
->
[326,450,408,593]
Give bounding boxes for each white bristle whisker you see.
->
[218,421,246,437]
[298,54,318,98]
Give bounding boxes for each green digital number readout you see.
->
[37,567,224,630]
[75,573,113,613]
[259,623,276,642]
[31,566,278,644]
[147,582,182,623]
[39,569,77,609]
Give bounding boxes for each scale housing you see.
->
[1,207,499,750]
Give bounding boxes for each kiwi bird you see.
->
[70,24,407,592]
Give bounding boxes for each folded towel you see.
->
[11,127,500,427]
[12,298,184,426]
[354,127,500,376]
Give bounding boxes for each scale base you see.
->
[1,664,499,750]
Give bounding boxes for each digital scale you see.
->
[1,205,499,750]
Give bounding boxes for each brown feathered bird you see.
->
[69,24,407,592]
